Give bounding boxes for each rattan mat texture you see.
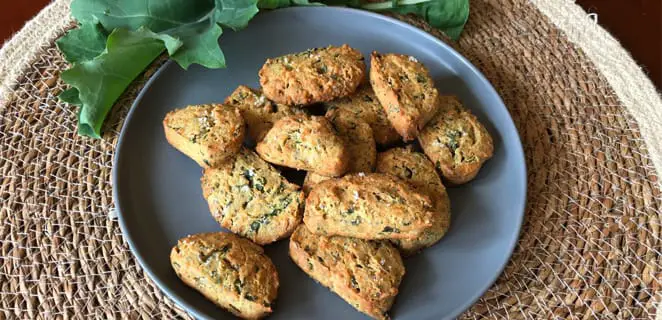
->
[1,0,661,319]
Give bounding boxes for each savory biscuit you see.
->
[201,148,304,245]
[304,173,434,240]
[325,85,401,146]
[289,225,404,320]
[417,96,494,184]
[224,85,305,142]
[259,45,365,105]
[256,114,349,177]
[163,104,244,168]
[302,172,331,196]
[376,147,451,255]
[369,52,439,141]
[170,232,279,320]
[302,108,376,193]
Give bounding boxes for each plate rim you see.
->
[112,6,527,320]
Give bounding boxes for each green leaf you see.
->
[70,0,214,33]
[56,22,108,63]
[170,24,226,69]
[323,0,469,40]
[318,0,360,6]
[151,31,185,56]
[380,0,469,40]
[61,28,177,138]
[59,88,82,105]
[213,0,259,30]
[69,0,253,68]
[293,0,324,5]
[258,0,322,9]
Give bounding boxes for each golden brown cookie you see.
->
[304,173,434,240]
[369,52,439,141]
[256,114,349,177]
[302,108,376,193]
[417,96,494,184]
[289,225,404,320]
[259,45,365,105]
[224,85,305,142]
[376,147,451,255]
[302,170,332,196]
[170,232,279,320]
[201,148,304,245]
[325,85,401,146]
[163,104,244,168]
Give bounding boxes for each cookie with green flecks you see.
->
[256,114,349,177]
[324,85,401,146]
[369,52,439,141]
[376,147,451,255]
[303,173,434,240]
[417,96,493,184]
[302,107,376,194]
[201,148,304,245]
[259,45,365,105]
[170,232,279,319]
[289,225,404,320]
[224,85,305,142]
[163,104,244,168]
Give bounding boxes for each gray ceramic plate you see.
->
[113,7,526,320]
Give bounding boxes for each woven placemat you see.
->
[1,0,661,319]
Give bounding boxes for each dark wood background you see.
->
[1,0,660,89]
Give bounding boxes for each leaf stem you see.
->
[361,0,432,10]
[361,1,393,10]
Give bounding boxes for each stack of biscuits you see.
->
[164,44,494,320]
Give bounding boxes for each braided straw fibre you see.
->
[1,0,660,319]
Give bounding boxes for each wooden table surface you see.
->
[1,1,660,90]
